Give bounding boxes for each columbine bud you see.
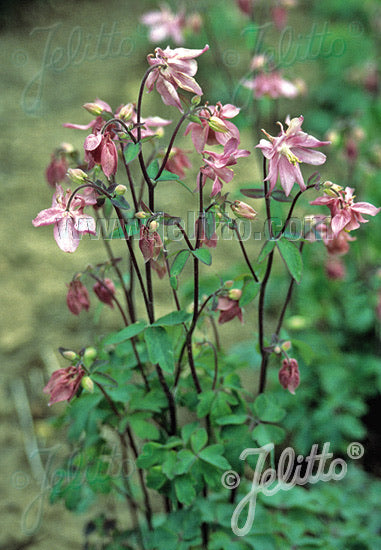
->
[231,200,257,220]
[62,350,78,361]
[83,102,104,116]
[59,142,75,154]
[83,347,97,367]
[66,280,90,315]
[274,345,282,354]
[149,220,159,232]
[191,95,201,106]
[118,103,134,121]
[67,168,87,184]
[93,278,116,308]
[81,376,94,393]
[224,280,234,289]
[279,358,300,394]
[281,341,291,351]
[114,184,127,196]
[228,288,242,301]
[135,211,148,219]
[208,116,228,133]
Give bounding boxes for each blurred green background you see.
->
[1,0,380,548]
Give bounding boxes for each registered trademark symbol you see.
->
[347,442,364,459]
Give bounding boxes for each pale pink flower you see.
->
[45,154,68,187]
[93,278,116,308]
[200,138,250,196]
[146,45,209,111]
[141,5,186,44]
[84,132,118,178]
[150,253,167,279]
[66,280,90,315]
[315,223,355,255]
[243,71,298,99]
[118,103,172,140]
[310,187,380,236]
[164,147,191,178]
[139,225,163,263]
[257,115,330,196]
[32,185,96,253]
[184,102,241,153]
[279,358,300,394]
[63,99,112,131]
[43,366,85,406]
[325,257,346,280]
[216,296,243,324]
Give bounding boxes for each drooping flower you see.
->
[315,223,356,255]
[150,252,167,279]
[236,0,255,16]
[117,103,172,140]
[84,132,118,178]
[199,138,250,196]
[185,102,241,153]
[164,147,192,178]
[325,257,346,280]
[231,200,257,220]
[32,185,97,252]
[257,115,330,196]
[43,365,85,406]
[278,358,300,394]
[93,278,116,308]
[139,223,163,263]
[216,296,243,324]
[64,99,112,131]
[310,186,380,236]
[45,154,69,187]
[243,71,299,99]
[146,45,209,111]
[141,5,186,44]
[66,280,90,315]
[195,217,218,248]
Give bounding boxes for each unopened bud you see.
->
[81,376,94,393]
[115,184,127,196]
[281,341,291,351]
[191,95,201,106]
[325,130,340,146]
[83,102,104,116]
[67,168,87,184]
[118,103,134,121]
[323,181,343,197]
[274,345,281,354]
[83,347,97,367]
[231,200,257,220]
[228,288,242,301]
[208,116,228,133]
[224,280,234,289]
[59,142,75,154]
[149,220,159,232]
[135,211,148,219]
[62,350,77,361]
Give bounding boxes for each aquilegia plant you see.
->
[34,45,380,548]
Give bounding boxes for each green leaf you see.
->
[196,390,215,418]
[175,449,196,475]
[144,326,175,373]
[239,280,261,307]
[272,189,293,202]
[174,476,196,505]
[147,160,160,179]
[102,321,146,345]
[205,211,216,240]
[216,414,248,426]
[162,451,178,479]
[129,413,160,440]
[171,250,190,276]
[257,239,276,263]
[123,141,141,164]
[252,424,286,446]
[187,114,203,124]
[153,310,191,327]
[240,187,265,199]
[191,427,208,453]
[199,444,231,470]
[192,248,212,265]
[277,237,303,283]
[253,394,286,423]
[170,275,178,290]
[155,169,180,182]
[110,195,130,210]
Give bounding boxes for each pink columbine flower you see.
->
[64,98,112,132]
[141,5,186,44]
[195,217,218,248]
[66,280,90,315]
[43,365,85,406]
[146,45,209,111]
[184,102,241,153]
[139,224,163,263]
[279,358,300,394]
[84,132,118,178]
[164,147,192,178]
[216,296,243,324]
[45,154,69,187]
[325,257,346,280]
[257,115,330,196]
[315,223,356,255]
[93,278,116,308]
[243,71,299,99]
[116,103,172,140]
[200,138,250,196]
[236,0,255,16]
[150,253,167,279]
[310,186,380,236]
[32,185,96,253]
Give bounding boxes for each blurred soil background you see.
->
[0,0,380,548]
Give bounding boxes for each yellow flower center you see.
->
[278,144,300,166]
